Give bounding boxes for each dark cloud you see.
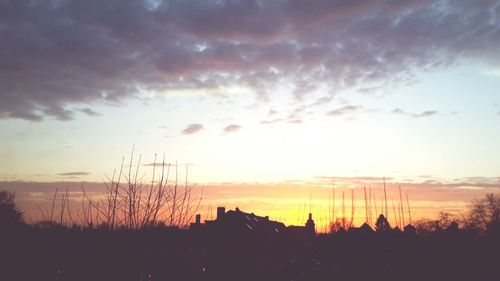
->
[222,124,242,133]
[1,0,499,120]
[79,108,101,117]
[392,108,438,118]
[57,172,90,176]
[181,123,204,135]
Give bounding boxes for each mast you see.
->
[342,190,345,229]
[406,193,413,224]
[399,186,405,226]
[391,199,399,228]
[350,189,355,228]
[364,186,368,224]
[332,178,335,224]
[383,177,388,221]
[369,186,373,226]
[309,192,312,214]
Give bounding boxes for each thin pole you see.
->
[406,193,413,224]
[332,178,335,224]
[391,199,398,228]
[364,186,368,224]
[399,186,405,226]
[309,192,312,214]
[342,190,345,229]
[369,186,373,226]
[383,177,388,221]
[350,189,355,228]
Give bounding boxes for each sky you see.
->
[1,0,500,228]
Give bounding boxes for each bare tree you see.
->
[465,193,500,234]
[78,151,203,230]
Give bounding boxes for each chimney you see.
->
[195,214,201,224]
[265,216,269,220]
[216,207,225,221]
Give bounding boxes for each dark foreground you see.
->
[1,224,499,281]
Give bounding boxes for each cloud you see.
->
[79,108,101,117]
[1,1,499,121]
[181,123,204,135]
[57,172,90,177]
[327,105,362,117]
[268,109,278,116]
[223,124,242,133]
[260,118,285,125]
[392,108,438,118]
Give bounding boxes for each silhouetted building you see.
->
[305,213,315,234]
[190,207,287,238]
[217,207,225,220]
[348,222,374,234]
[375,214,391,232]
[287,213,316,241]
[190,214,202,229]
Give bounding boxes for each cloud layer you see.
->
[1,0,499,121]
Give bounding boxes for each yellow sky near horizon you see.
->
[4,177,498,232]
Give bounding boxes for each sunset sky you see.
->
[1,0,500,228]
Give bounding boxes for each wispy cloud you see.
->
[222,124,242,133]
[392,108,438,118]
[268,109,278,116]
[181,123,204,135]
[57,172,90,177]
[327,105,362,117]
[260,118,285,125]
